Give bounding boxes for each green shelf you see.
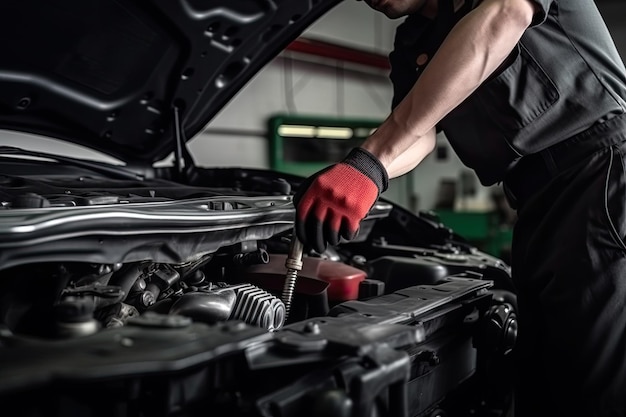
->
[434,210,512,259]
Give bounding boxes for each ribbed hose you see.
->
[229,284,286,331]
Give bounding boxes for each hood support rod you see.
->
[173,106,195,181]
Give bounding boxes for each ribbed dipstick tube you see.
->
[282,234,304,320]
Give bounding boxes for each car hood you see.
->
[0,0,341,165]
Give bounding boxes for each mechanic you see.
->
[293,0,626,415]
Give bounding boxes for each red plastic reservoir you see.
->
[246,254,367,302]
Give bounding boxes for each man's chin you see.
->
[366,0,411,19]
[382,9,408,19]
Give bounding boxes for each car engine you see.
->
[0,164,518,417]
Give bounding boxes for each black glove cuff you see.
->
[342,147,389,192]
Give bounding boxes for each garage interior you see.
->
[0,1,625,416]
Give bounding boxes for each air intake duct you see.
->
[169,283,285,331]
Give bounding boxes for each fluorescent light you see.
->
[278,125,316,137]
[315,127,353,139]
[353,127,376,138]
[278,125,354,139]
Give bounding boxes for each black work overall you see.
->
[389,0,626,415]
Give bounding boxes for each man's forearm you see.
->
[385,127,437,178]
[362,0,537,172]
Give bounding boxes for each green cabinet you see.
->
[434,210,512,259]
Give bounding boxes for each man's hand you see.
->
[293,148,388,253]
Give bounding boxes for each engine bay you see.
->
[0,163,517,417]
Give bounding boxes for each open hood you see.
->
[0,0,341,165]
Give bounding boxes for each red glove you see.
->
[294,148,388,253]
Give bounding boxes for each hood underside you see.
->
[0,0,341,165]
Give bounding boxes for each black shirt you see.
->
[389,0,626,185]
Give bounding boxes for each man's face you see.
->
[362,0,429,19]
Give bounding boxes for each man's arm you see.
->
[362,0,538,177]
[385,127,437,177]
[292,0,538,251]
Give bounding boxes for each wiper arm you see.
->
[0,146,144,181]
